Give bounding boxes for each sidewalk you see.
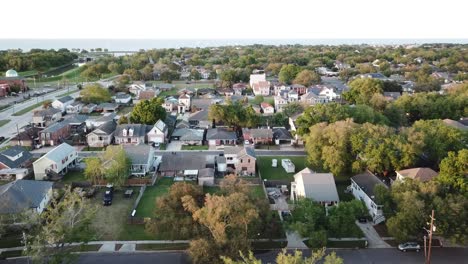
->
[356,221,391,248]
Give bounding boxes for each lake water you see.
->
[0,39,467,51]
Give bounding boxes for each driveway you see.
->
[166,141,183,151]
[356,221,391,248]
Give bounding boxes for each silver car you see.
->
[398,242,421,252]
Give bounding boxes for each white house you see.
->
[33,143,78,180]
[252,81,270,96]
[52,96,74,113]
[178,94,191,113]
[0,180,54,214]
[128,83,146,97]
[290,168,339,206]
[123,145,156,177]
[260,102,275,114]
[350,171,388,224]
[114,92,132,104]
[249,73,266,88]
[147,119,168,144]
[66,102,83,114]
[86,121,116,147]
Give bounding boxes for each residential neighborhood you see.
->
[0,39,467,264]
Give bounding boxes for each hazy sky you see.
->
[3,0,467,39]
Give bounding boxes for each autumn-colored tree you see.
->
[293,69,321,86]
[80,84,111,104]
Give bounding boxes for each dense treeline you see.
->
[0,49,77,73]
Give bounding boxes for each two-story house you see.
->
[39,122,70,146]
[124,145,155,177]
[52,96,74,113]
[114,124,149,145]
[147,120,168,144]
[86,121,117,147]
[350,171,388,224]
[33,143,77,180]
[395,167,438,183]
[224,146,256,176]
[178,94,191,113]
[32,108,62,128]
[252,81,271,96]
[0,180,54,214]
[66,102,84,114]
[0,146,33,180]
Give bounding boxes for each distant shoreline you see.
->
[0,39,467,51]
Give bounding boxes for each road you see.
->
[3,248,465,264]
[76,150,307,158]
[0,80,114,148]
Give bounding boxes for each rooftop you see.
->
[0,180,54,214]
[351,171,387,203]
[293,168,339,202]
[396,167,438,182]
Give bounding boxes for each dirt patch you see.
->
[373,223,390,237]
[90,188,137,240]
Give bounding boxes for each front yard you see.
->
[257,156,308,182]
[181,145,209,150]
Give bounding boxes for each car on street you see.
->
[398,242,421,252]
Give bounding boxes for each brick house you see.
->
[224,146,256,176]
[242,128,273,144]
[39,122,70,146]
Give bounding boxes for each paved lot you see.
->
[165,141,183,151]
[356,221,391,248]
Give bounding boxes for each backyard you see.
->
[62,170,86,184]
[134,177,174,218]
[257,156,308,182]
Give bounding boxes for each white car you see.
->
[244,140,250,145]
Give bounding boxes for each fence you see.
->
[127,185,147,225]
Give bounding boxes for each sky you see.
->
[2,0,468,39]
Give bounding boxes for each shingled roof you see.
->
[0,180,53,214]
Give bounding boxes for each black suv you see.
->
[103,185,114,206]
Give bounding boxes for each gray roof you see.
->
[123,145,151,165]
[206,128,237,140]
[98,103,118,110]
[243,128,273,139]
[92,121,116,135]
[115,124,149,138]
[115,93,131,99]
[191,99,213,109]
[216,156,226,163]
[159,152,212,171]
[351,171,387,202]
[293,168,339,202]
[33,108,61,117]
[0,180,53,214]
[189,109,209,121]
[224,146,256,158]
[94,113,117,123]
[198,168,215,178]
[273,128,293,140]
[57,96,74,103]
[0,146,32,169]
[172,128,204,141]
[41,121,69,133]
[64,114,88,125]
[154,120,167,133]
[35,143,75,164]
[176,120,190,129]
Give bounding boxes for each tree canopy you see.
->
[80,84,111,104]
[343,78,384,105]
[130,97,166,125]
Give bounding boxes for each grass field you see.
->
[12,100,51,116]
[181,145,209,150]
[0,119,10,127]
[135,177,174,217]
[62,171,86,184]
[257,156,308,182]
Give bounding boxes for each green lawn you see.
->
[0,119,10,127]
[82,146,106,151]
[336,180,354,202]
[12,100,51,116]
[135,177,174,217]
[181,145,209,150]
[158,88,179,97]
[62,171,86,184]
[18,70,38,77]
[119,224,153,240]
[257,156,308,181]
[117,106,133,115]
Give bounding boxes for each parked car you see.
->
[398,242,421,252]
[0,136,5,142]
[103,184,114,206]
[244,140,250,145]
[358,217,368,223]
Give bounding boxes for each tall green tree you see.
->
[343,78,384,105]
[279,64,301,84]
[130,97,166,125]
[101,145,131,187]
[80,84,111,104]
[437,149,468,193]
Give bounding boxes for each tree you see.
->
[130,97,166,125]
[42,101,52,109]
[146,182,205,240]
[374,184,395,219]
[282,102,303,118]
[101,145,131,187]
[84,157,104,185]
[279,64,301,84]
[190,69,202,81]
[437,150,468,193]
[222,249,343,264]
[343,78,384,105]
[287,198,327,237]
[252,95,264,105]
[108,61,123,74]
[327,200,367,238]
[25,188,97,264]
[123,68,140,80]
[293,69,321,86]
[118,115,129,124]
[80,84,111,104]
[295,103,349,135]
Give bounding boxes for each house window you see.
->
[248,159,250,163]
[240,159,243,163]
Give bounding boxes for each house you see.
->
[359,73,389,81]
[206,128,237,146]
[163,96,179,112]
[63,114,88,133]
[288,113,303,145]
[123,145,155,177]
[0,146,33,180]
[129,83,146,96]
[52,96,74,113]
[0,69,27,97]
[86,113,117,129]
[252,81,271,96]
[39,122,70,146]
[300,92,321,106]
[147,119,168,144]
[272,127,293,145]
[307,85,338,102]
[0,180,54,215]
[274,95,289,112]
[383,92,402,101]
[33,143,78,180]
[189,109,211,129]
[198,168,215,186]
[171,128,204,145]
[242,128,273,144]
[138,89,159,101]
[217,87,234,96]
[260,102,275,114]
[178,94,191,113]
[86,121,116,147]
[249,73,266,88]
[442,119,468,131]
[98,103,119,113]
[154,83,175,91]
[114,124,149,145]
[290,84,307,95]
[158,152,213,177]
[81,103,97,114]
[32,108,62,128]
[9,127,42,148]
[396,167,438,182]
[290,168,339,206]
[350,171,388,224]
[175,119,190,129]
[114,92,132,104]
[66,102,84,114]
[224,146,256,176]
[232,83,247,95]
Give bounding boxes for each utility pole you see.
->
[425,210,436,264]
[16,123,20,145]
